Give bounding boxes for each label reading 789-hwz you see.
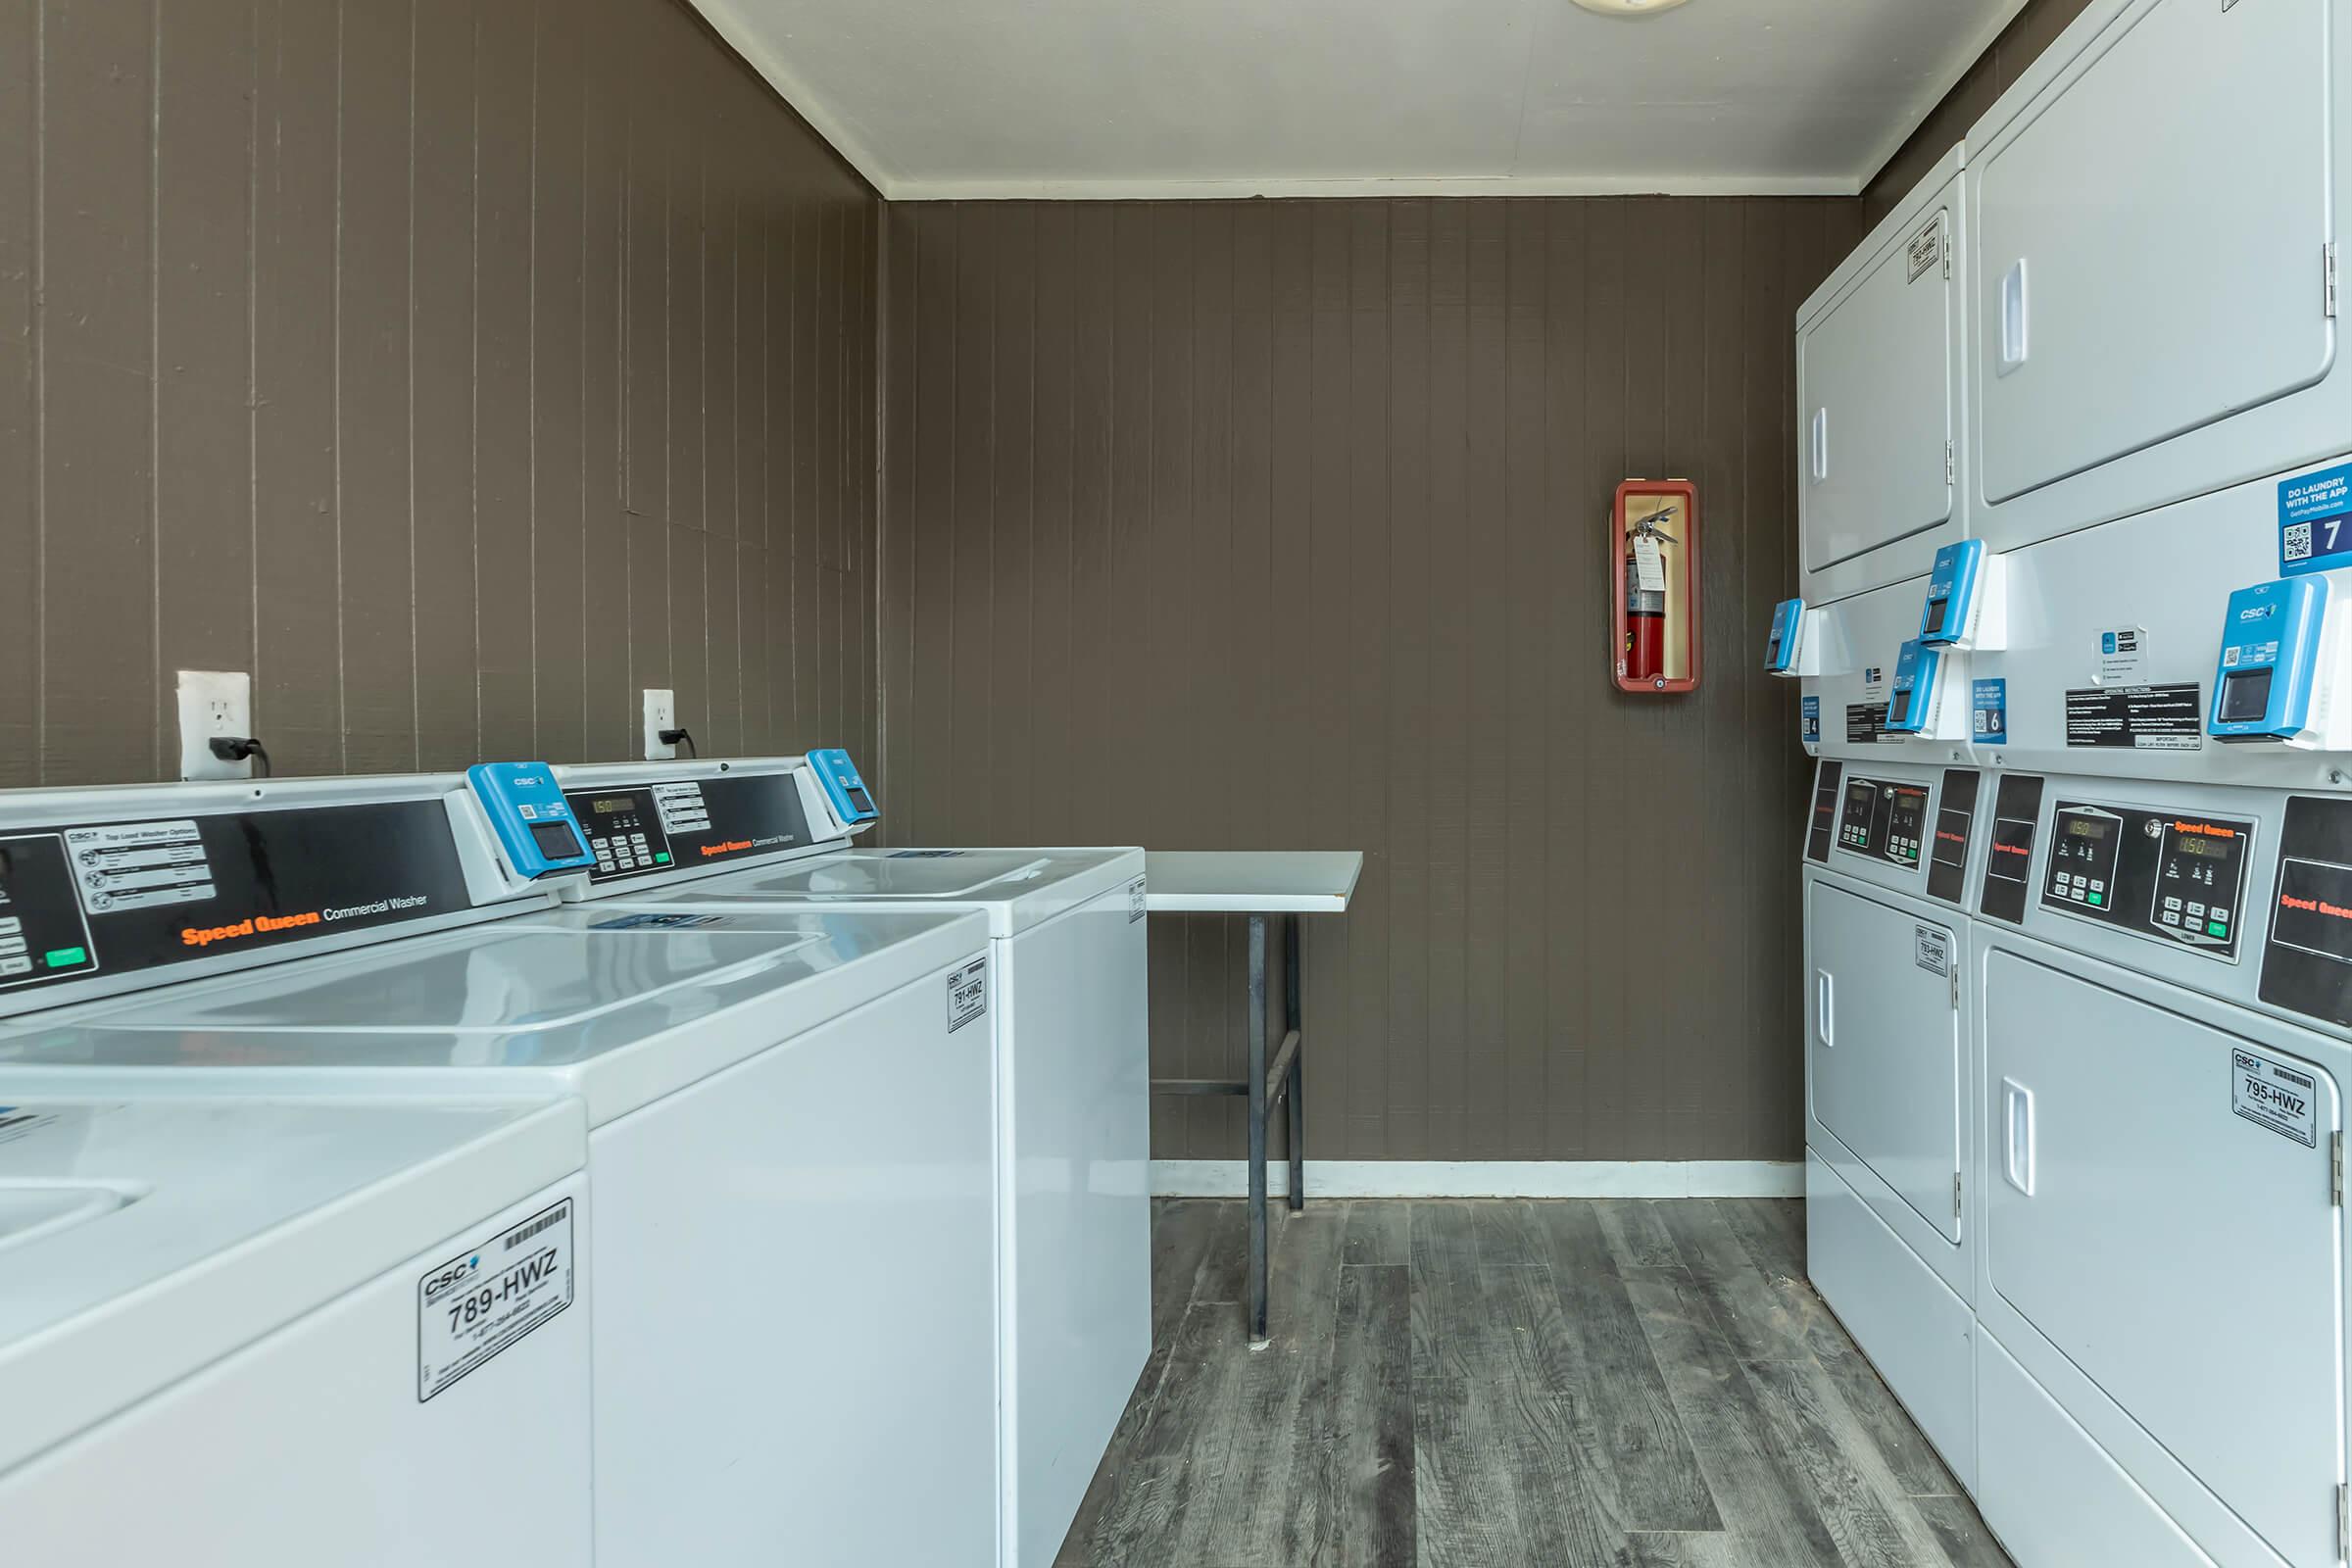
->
[417,1199,574,1401]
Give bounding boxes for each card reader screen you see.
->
[528,820,583,861]
[1923,598,1948,636]
[2220,666,2275,723]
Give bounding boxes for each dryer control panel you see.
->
[2042,800,2251,959]
[1836,775,1930,870]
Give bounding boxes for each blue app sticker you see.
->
[1800,695,1821,745]
[1972,678,2007,745]
[2280,462,2352,575]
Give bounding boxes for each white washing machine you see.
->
[1799,756,1986,1489]
[0,1093,591,1566]
[1967,772,2350,1568]
[0,769,1004,1568]
[550,753,1151,1568]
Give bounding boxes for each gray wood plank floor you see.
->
[1059,1199,2010,1568]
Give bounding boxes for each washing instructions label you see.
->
[2230,1049,2321,1149]
[889,850,966,858]
[2280,462,2352,575]
[1971,679,2008,745]
[1914,926,1952,977]
[66,819,215,914]
[589,911,724,931]
[1129,878,1148,923]
[2094,626,2149,684]
[1906,217,1943,282]
[1862,665,1888,703]
[948,955,989,1033]
[2064,683,2203,751]
[1801,696,1821,745]
[417,1199,574,1402]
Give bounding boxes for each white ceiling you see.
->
[694,0,2025,200]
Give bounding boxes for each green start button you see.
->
[44,947,86,969]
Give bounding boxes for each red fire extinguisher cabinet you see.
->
[1610,478,1700,695]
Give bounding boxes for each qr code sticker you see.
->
[2286,520,2314,562]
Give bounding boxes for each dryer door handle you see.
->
[2002,1077,2035,1196]
[1815,969,1834,1048]
[1810,408,1830,483]
[1998,259,2031,375]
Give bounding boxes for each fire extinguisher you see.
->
[1623,507,1678,683]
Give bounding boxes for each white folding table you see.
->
[1145,850,1362,1345]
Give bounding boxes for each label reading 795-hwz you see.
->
[417,1200,574,1402]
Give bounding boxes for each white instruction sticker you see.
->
[66,820,215,913]
[2094,625,2149,685]
[417,1200,574,1402]
[652,782,711,835]
[1129,877,1148,923]
[948,955,988,1034]
[2231,1048,2321,1149]
[1914,925,1952,977]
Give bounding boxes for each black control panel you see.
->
[565,772,815,885]
[2039,800,2251,959]
[1979,775,2045,926]
[1925,769,1981,905]
[1835,776,1930,871]
[0,802,472,996]
[1805,761,1843,864]
[2261,796,2352,1026]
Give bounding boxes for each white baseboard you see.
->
[1149,1158,1803,1200]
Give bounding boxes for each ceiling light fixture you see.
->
[1569,0,1693,15]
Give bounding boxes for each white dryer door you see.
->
[1799,194,1958,578]
[1975,0,2332,511]
[1808,882,1962,1243]
[1984,950,2343,1567]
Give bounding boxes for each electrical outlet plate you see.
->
[177,670,253,780]
[643,689,676,761]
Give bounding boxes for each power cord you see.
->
[209,736,272,778]
[659,727,698,760]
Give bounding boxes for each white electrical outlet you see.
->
[177,670,254,780]
[643,689,677,760]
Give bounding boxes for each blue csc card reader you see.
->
[466,762,598,878]
[806,748,879,829]
[1764,598,1806,676]
[1919,541,1986,648]
[2210,577,2330,745]
[1885,639,1945,735]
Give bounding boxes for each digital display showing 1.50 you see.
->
[589,796,640,816]
[2065,817,2113,840]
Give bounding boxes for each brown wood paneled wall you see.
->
[0,0,878,786]
[879,197,1861,1163]
[1862,0,2094,224]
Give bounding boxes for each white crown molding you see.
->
[1150,1158,1804,1200]
[886,172,1861,202]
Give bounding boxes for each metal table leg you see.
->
[1285,913,1302,1214]
[1247,914,1270,1347]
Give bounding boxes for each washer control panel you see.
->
[2041,800,2251,959]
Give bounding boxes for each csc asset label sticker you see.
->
[417,1199,574,1401]
[2231,1048,2321,1149]
[948,954,989,1033]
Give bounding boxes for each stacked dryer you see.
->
[1788,1,2352,1563]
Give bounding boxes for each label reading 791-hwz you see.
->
[417,1200,574,1402]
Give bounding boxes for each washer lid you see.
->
[621,847,1145,936]
[0,906,991,1124]
[0,1095,584,1474]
